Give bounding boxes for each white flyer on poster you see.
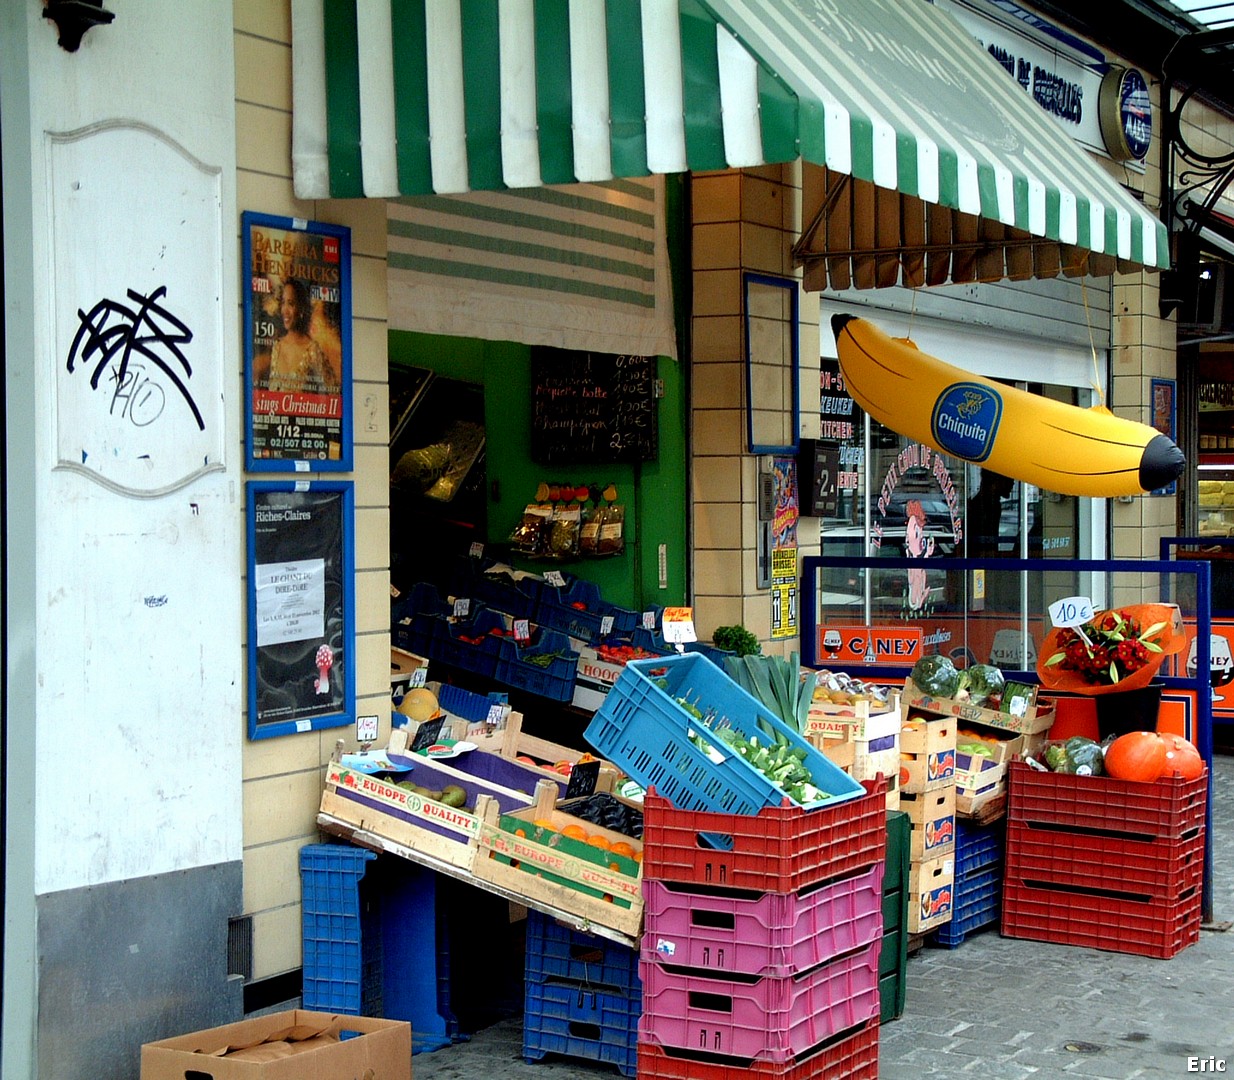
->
[255,558,325,646]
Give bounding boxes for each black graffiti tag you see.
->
[66,286,205,431]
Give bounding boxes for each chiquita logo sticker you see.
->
[931,382,1003,462]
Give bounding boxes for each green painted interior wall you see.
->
[388,331,687,610]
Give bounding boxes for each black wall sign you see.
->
[530,347,658,465]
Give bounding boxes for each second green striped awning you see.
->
[291,0,1169,272]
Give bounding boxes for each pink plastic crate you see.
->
[642,863,884,978]
[638,940,880,1063]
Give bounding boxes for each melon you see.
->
[396,687,440,721]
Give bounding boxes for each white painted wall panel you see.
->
[21,1,242,892]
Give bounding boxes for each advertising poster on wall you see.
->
[242,212,352,471]
[771,456,800,640]
[247,481,355,739]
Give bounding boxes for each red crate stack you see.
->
[1000,761,1206,959]
[636,779,887,1080]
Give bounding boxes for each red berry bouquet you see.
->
[1036,603,1185,696]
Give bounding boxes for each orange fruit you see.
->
[609,841,637,860]
[533,819,557,832]
[633,850,643,863]
[587,834,612,851]
[561,823,588,841]
[514,828,527,838]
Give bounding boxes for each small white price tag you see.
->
[408,667,427,688]
[643,610,658,630]
[469,542,485,558]
[486,703,507,728]
[295,719,312,733]
[661,606,697,644]
[1048,596,1095,628]
[599,615,615,637]
[356,714,379,742]
[453,597,471,617]
[544,570,566,587]
[513,618,531,641]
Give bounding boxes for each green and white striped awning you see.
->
[292,0,1169,275]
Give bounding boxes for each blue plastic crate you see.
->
[495,628,579,701]
[300,845,381,1016]
[525,909,642,993]
[930,866,1002,947]
[436,682,507,724]
[446,557,541,621]
[536,577,637,644]
[584,653,866,815]
[426,606,505,678]
[522,976,640,1077]
[392,583,451,658]
[954,818,1005,879]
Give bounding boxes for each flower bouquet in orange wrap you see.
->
[1036,603,1186,696]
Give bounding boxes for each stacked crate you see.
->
[880,810,911,1021]
[930,818,1005,947]
[805,693,902,809]
[636,783,887,1080]
[521,909,640,1076]
[899,704,957,936]
[1001,761,1207,959]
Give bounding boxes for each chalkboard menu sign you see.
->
[530,347,658,465]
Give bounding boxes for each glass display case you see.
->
[1198,461,1234,536]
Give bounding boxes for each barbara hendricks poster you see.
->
[243,212,352,471]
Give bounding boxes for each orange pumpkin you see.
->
[1158,733,1204,781]
[1103,731,1167,782]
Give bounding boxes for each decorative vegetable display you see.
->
[1043,736,1105,776]
[712,625,761,657]
[1159,733,1204,781]
[910,654,961,698]
[1037,603,1185,696]
[1103,731,1168,782]
[962,663,1005,708]
[723,653,816,733]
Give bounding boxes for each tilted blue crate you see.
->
[525,909,641,993]
[584,652,865,815]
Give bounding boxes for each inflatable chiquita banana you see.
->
[831,314,1185,498]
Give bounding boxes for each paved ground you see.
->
[408,751,1234,1079]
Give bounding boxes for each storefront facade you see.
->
[3,2,1227,1078]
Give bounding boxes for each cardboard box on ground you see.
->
[140,1010,411,1080]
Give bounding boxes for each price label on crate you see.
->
[453,597,471,617]
[409,716,447,752]
[468,542,485,558]
[564,759,602,798]
[661,607,697,644]
[1048,596,1094,628]
[486,703,507,729]
[356,714,379,743]
[408,666,427,689]
[599,615,615,637]
[642,610,658,631]
[544,570,566,587]
[513,618,531,642]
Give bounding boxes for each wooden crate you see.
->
[472,780,643,939]
[900,714,956,794]
[900,786,956,860]
[902,678,1054,735]
[805,693,900,742]
[908,852,956,934]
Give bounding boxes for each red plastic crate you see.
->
[635,1018,879,1079]
[642,863,885,978]
[1005,819,1204,901]
[640,779,886,894]
[638,939,881,1063]
[1007,761,1207,839]
[1000,878,1201,959]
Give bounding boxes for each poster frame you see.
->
[1150,377,1177,496]
[242,210,353,472]
[246,480,356,740]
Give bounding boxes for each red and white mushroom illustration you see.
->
[315,644,333,694]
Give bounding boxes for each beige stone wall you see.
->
[690,165,820,659]
[235,2,391,981]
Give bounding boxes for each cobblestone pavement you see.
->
[412,753,1234,1079]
